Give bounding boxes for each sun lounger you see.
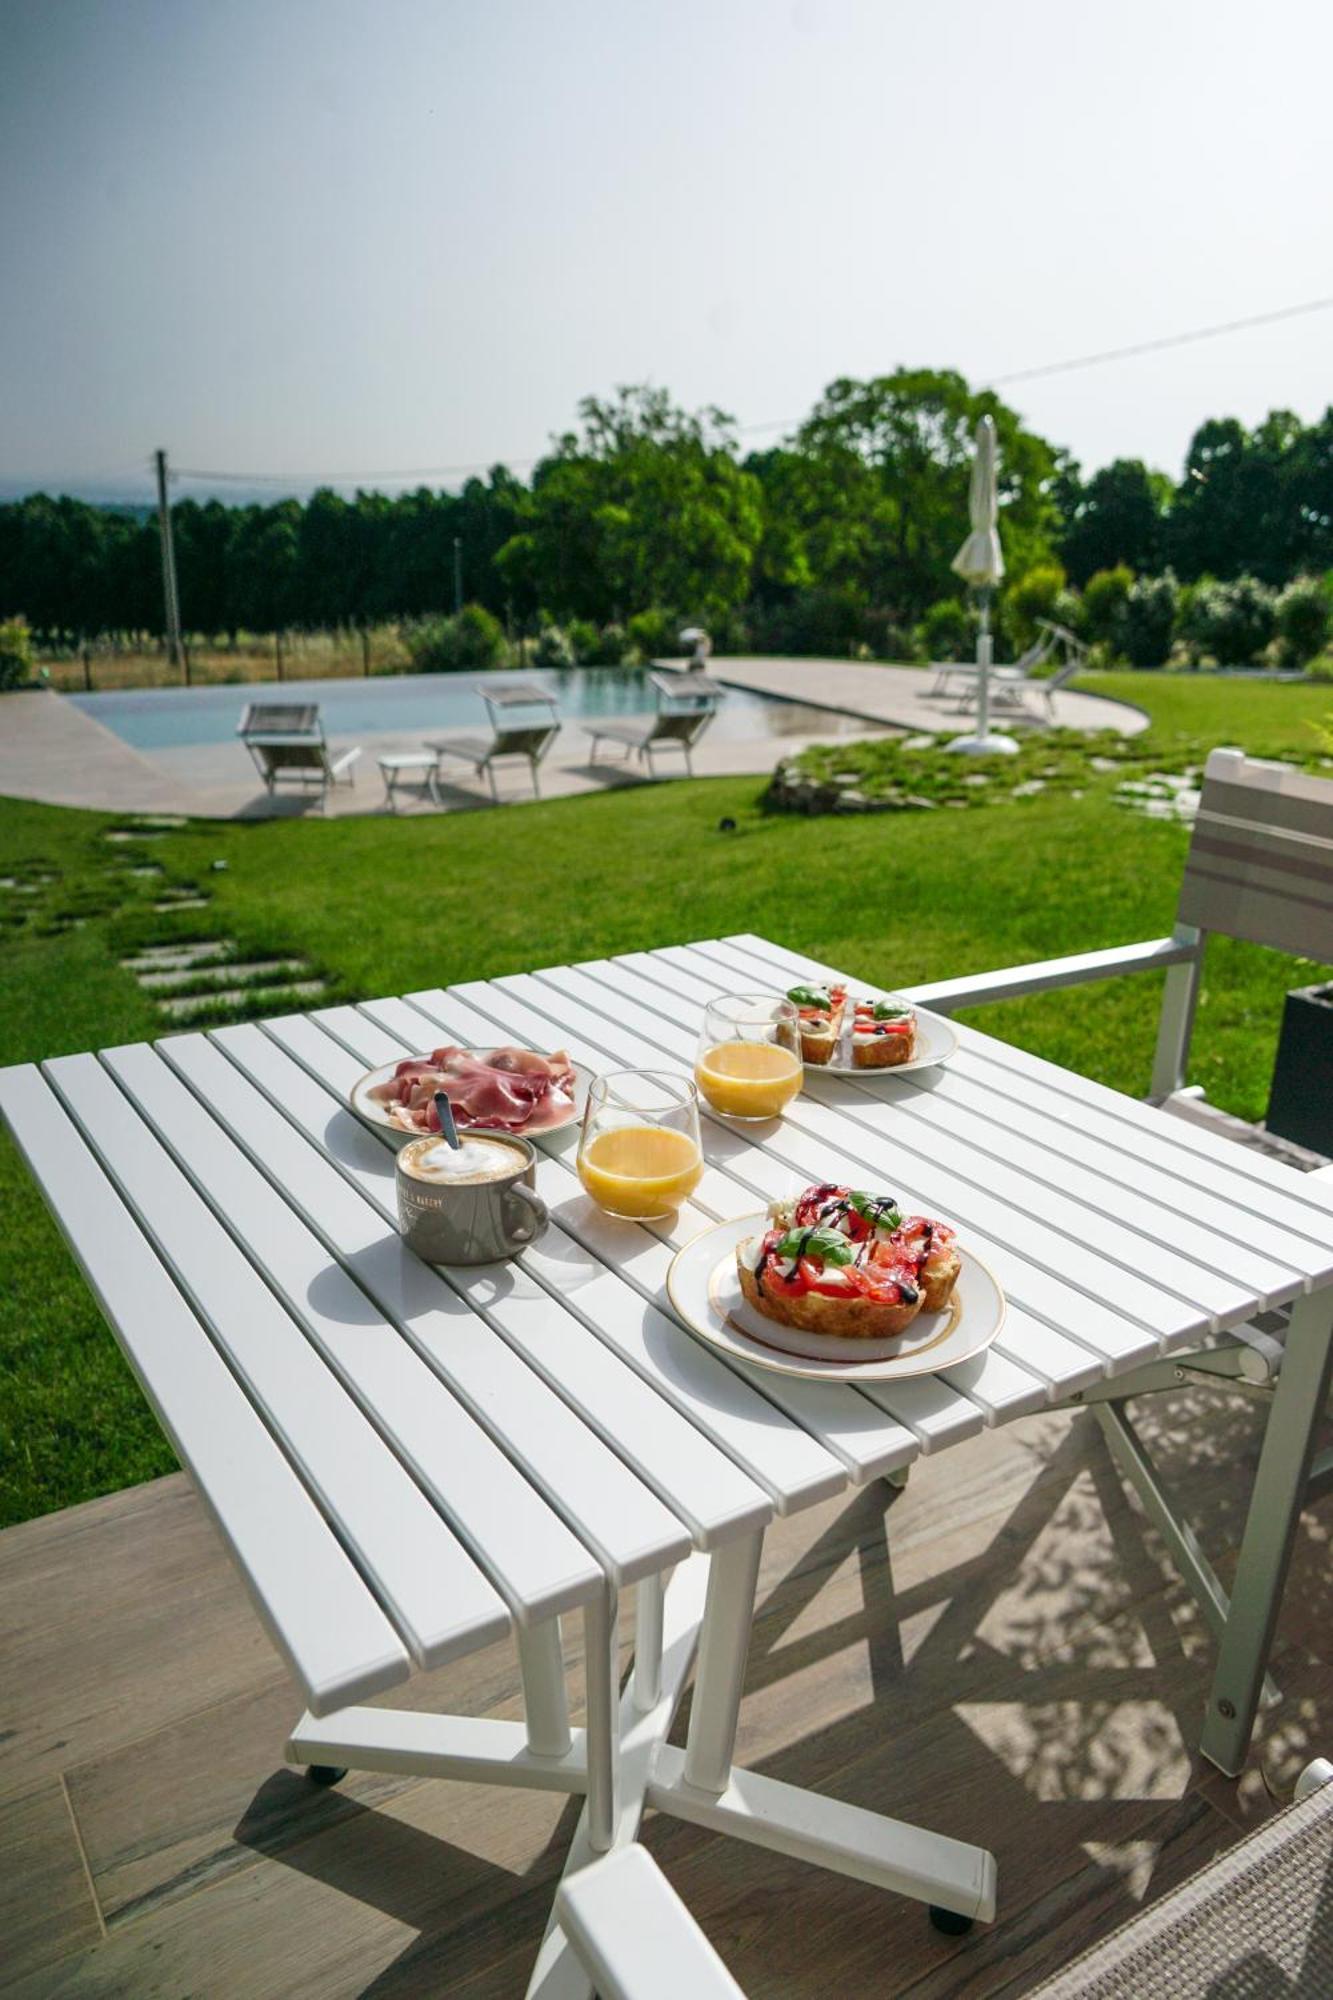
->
[585,673,721,777]
[425,683,560,801]
[236,703,361,809]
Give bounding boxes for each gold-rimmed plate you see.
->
[666,1214,1005,1382]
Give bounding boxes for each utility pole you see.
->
[453,536,463,614]
[154,448,185,675]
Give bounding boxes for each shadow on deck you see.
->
[3,1392,1331,1997]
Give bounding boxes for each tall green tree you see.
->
[1059,459,1168,584]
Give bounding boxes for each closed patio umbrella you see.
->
[947,415,1018,755]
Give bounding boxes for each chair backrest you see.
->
[237,702,322,739]
[649,706,717,749]
[1009,634,1054,676]
[481,685,560,760]
[1038,619,1088,661]
[1178,748,1333,960]
[1043,657,1082,695]
[650,671,724,708]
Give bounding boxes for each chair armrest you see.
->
[904,936,1196,1013]
[556,1846,747,2000]
[330,747,362,777]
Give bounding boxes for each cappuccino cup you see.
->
[395,1131,548,1265]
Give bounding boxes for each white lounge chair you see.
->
[556,1846,748,2000]
[425,682,560,801]
[585,673,722,777]
[930,631,1055,700]
[906,747,1333,1778]
[237,702,361,809]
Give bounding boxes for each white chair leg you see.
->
[582,1586,620,1853]
[1150,929,1204,1101]
[1200,1287,1333,1774]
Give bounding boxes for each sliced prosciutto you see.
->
[368,1046,577,1134]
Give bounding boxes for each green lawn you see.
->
[1,669,1330,1526]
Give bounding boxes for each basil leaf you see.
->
[787,984,832,1009]
[774,1226,856,1267]
[872,998,912,1021]
[848,1190,902,1230]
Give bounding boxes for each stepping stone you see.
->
[130,816,189,829]
[121,941,233,972]
[153,897,211,911]
[157,979,328,1021]
[126,865,165,879]
[137,957,309,994]
[104,830,167,843]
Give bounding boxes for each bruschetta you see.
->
[736,1182,959,1340]
[851,998,917,1068]
[786,982,847,1065]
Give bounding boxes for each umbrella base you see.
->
[946,732,1020,756]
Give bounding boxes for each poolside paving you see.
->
[700,656,1149,739]
[4,1383,1330,1996]
[0,663,1143,821]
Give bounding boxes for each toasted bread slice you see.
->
[919,1242,961,1312]
[737,1246,922,1339]
[798,1018,840,1065]
[851,1026,916,1068]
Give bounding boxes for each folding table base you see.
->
[528,1537,997,2000]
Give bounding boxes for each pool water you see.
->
[70,668,867,752]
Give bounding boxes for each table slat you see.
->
[0,1063,409,1717]
[52,1048,510,1672]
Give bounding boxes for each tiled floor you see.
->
[3,1385,1330,1997]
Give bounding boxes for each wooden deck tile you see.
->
[3,1400,1332,1995]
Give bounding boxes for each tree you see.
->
[1059,459,1167,584]
[779,369,1063,623]
[497,387,762,625]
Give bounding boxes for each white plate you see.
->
[666,1213,1005,1382]
[351,1048,592,1143]
[812,1005,958,1077]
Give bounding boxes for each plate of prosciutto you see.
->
[666,1180,1004,1381]
[351,1045,589,1141]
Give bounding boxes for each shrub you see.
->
[0,614,34,690]
[1275,576,1332,669]
[861,609,919,661]
[1082,566,1134,651]
[914,598,974,662]
[583,622,630,665]
[625,608,681,660]
[750,586,869,657]
[1005,563,1067,648]
[405,605,508,673]
[1181,576,1277,666]
[532,622,576,670]
[1120,572,1179,668]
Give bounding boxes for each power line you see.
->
[990,293,1333,386]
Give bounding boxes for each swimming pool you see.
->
[70,668,870,752]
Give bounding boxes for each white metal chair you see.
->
[556,1846,748,2000]
[426,682,561,801]
[237,702,361,809]
[907,746,1333,1775]
[585,673,722,777]
[930,630,1055,700]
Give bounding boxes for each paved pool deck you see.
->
[0,663,1144,821]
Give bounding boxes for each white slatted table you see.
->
[4,933,1331,2000]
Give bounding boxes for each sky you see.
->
[2,0,1330,502]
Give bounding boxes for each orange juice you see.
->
[695,1041,803,1119]
[577,1124,704,1218]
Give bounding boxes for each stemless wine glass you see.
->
[694,993,804,1121]
[576,1071,703,1220]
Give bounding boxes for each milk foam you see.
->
[409,1136,518,1183]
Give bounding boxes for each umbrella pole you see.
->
[976,591,991,742]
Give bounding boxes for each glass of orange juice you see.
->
[695,994,804,1121]
[576,1071,704,1220]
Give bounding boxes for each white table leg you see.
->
[519,1616,572,1758]
[583,1585,620,1854]
[1200,1286,1333,1775]
[634,1572,666,1713]
[683,1531,764,1794]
